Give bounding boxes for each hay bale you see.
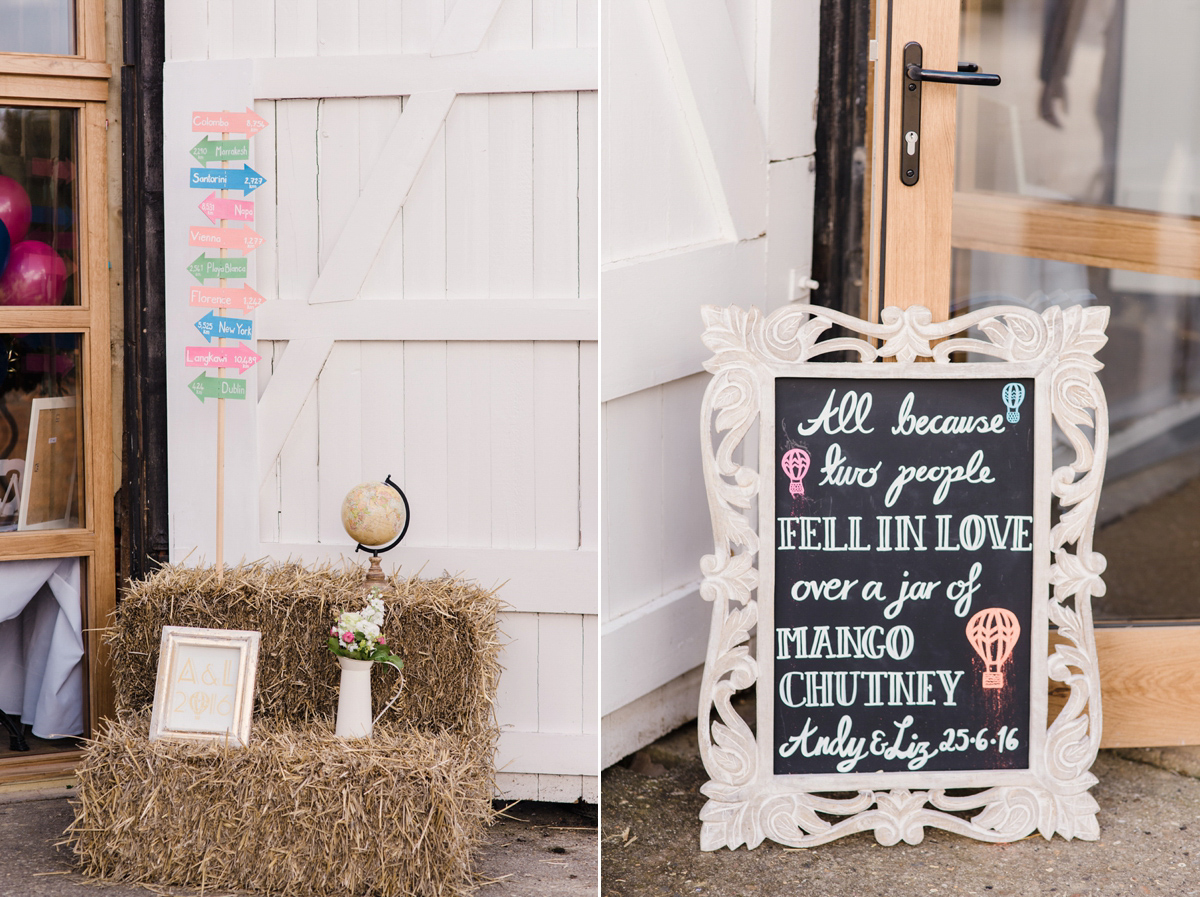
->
[69,562,502,897]
[106,561,501,739]
[67,714,494,897]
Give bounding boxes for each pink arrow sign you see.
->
[191,107,269,136]
[188,224,264,254]
[185,342,261,374]
[189,284,267,312]
[198,192,255,224]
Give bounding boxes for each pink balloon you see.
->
[0,176,32,244]
[0,240,67,306]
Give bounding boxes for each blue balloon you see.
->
[0,219,8,276]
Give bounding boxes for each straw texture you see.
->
[66,562,501,897]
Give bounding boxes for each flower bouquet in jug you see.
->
[328,587,404,738]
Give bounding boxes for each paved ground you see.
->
[0,786,596,896]
[602,715,1200,897]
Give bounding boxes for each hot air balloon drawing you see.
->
[965,607,1021,689]
[1002,382,1026,424]
[780,448,811,497]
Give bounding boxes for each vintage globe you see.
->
[341,480,408,548]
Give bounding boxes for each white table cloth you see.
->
[0,557,83,739]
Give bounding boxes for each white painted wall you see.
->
[600,0,820,767]
[164,0,598,802]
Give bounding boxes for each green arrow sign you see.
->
[190,135,250,163]
[189,371,247,402]
[187,253,248,283]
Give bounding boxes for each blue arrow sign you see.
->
[189,164,266,195]
[194,311,254,343]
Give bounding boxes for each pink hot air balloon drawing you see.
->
[780,448,811,498]
[965,607,1021,690]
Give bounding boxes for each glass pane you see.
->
[0,556,85,757]
[953,248,1200,620]
[0,107,79,307]
[0,333,84,532]
[0,0,76,56]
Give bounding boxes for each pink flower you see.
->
[378,635,387,645]
[341,631,355,644]
[330,627,337,636]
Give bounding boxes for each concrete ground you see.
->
[0,785,597,896]
[602,713,1200,897]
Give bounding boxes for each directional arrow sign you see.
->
[190,135,250,164]
[185,342,261,374]
[194,311,254,343]
[189,283,266,311]
[189,371,248,402]
[191,108,269,136]
[187,253,248,283]
[198,192,254,224]
[188,225,264,254]
[189,164,265,195]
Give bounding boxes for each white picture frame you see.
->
[697,303,1108,849]
[18,396,79,531]
[149,626,261,747]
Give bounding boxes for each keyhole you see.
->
[905,131,918,155]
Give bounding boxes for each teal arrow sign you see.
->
[189,164,265,195]
[194,311,254,343]
[190,136,250,163]
[189,371,247,402]
[187,253,248,283]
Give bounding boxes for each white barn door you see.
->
[164,0,598,802]
[601,0,819,765]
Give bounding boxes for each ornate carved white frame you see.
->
[697,303,1108,849]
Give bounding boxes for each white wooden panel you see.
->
[766,155,817,306]
[278,388,319,546]
[601,665,702,767]
[275,100,320,304]
[578,90,597,301]
[582,613,597,734]
[445,95,491,299]
[317,98,362,271]
[358,98,406,301]
[359,342,406,484]
[486,0,532,51]
[601,0,724,266]
[724,0,758,103]
[358,0,404,54]
[581,774,598,803]
[401,341,449,544]
[258,341,283,544]
[232,0,275,58]
[401,0,443,54]
[251,100,278,307]
[433,0,506,55]
[578,0,597,47]
[497,612,539,731]
[533,342,580,549]
[275,0,319,57]
[660,373,713,595]
[252,50,599,99]
[207,0,235,59]
[496,731,596,776]
[538,614,583,734]
[602,387,663,622]
[767,0,819,162]
[257,338,335,485]
[489,93,534,300]
[600,582,709,716]
[317,0,359,55]
[601,238,764,401]
[538,774,586,802]
[316,342,363,543]
[165,1,208,61]
[533,92,579,299]
[535,0,578,49]
[259,544,596,614]
[402,123,447,300]
[489,342,536,548]
[445,342,492,548]
[579,340,598,551]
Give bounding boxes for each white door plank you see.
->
[578,0,597,48]
[582,613,597,734]
[316,0,359,56]
[401,341,449,544]
[485,0,532,51]
[537,775,584,802]
[358,0,404,55]
[275,100,320,304]
[359,342,406,484]
[445,341,493,548]
[534,0,577,49]
[401,0,442,54]
[532,92,579,300]
[489,342,536,549]
[232,0,275,58]
[257,338,334,488]
[660,373,713,595]
[533,341,579,549]
[316,342,363,543]
[579,340,597,551]
[310,90,456,305]
[578,90,597,301]
[488,93,534,299]
[316,98,361,272]
[277,387,320,545]
[538,614,584,733]
[274,0,318,57]
[495,731,596,776]
[431,0,505,56]
[358,97,406,301]
[401,120,448,301]
[496,611,539,731]
[445,95,491,299]
[767,0,819,162]
[165,1,208,61]
[207,0,235,59]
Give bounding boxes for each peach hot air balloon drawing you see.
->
[780,448,811,497]
[965,607,1021,689]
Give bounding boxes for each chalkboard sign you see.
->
[697,303,1108,850]
[773,377,1034,775]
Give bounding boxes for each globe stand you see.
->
[351,475,411,591]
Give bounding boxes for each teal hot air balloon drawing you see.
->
[1002,382,1025,424]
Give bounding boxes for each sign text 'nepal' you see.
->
[773,378,1034,775]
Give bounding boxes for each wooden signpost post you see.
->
[697,303,1109,849]
[186,109,269,570]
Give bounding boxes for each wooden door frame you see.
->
[867,0,1200,749]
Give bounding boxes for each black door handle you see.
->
[899,42,1001,187]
